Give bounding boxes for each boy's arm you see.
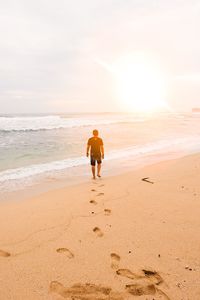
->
[86,144,90,157]
[100,145,104,159]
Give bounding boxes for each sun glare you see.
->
[113,54,168,112]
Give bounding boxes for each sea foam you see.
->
[0,135,199,183]
[0,115,144,131]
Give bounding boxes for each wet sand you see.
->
[0,154,200,299]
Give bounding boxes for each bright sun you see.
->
[113,54,168,112]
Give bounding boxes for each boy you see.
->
[86,129,104,179]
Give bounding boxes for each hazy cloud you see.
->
[0,0,200,113]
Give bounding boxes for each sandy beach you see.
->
[1,0,199,298]
[0,154,200,299]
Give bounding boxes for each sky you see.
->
[0,0,200,113]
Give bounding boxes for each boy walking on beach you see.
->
[86,129,104,179]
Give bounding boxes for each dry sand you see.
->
[0,154,200,299]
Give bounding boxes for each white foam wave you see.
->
[0,156,87,182]
[1,136,199,183]
[0,115,143,131]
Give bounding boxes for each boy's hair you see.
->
[93,129,98,136]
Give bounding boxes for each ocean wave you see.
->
[1,136,200,183]
[0,156,87,182]
[0,115,145,132]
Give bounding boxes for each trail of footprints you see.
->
[0,182,170,299]
[90,184,111,236]
[0,181,169,299]
[51,182,170,299]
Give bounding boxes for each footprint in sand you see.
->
[142,269,163,285]
[126,283,170,299]
[125,283,156,296]
[99,184,105,187]
[93,227,104,237]
[110,253,120,269]
[104,209,111,216]
[90,200,98,205]
[49,280,169,299]
[91,189,96,192]
[116,268,164,285]
[0,249,11,257]
[56,248,74,259]
[117,268,169,299]
[116,269,142,280]
[49,281,124,300]
[97,192,104,196]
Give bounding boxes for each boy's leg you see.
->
[97,163,101,177]
[91,165,96,179]
[91,157,96,179]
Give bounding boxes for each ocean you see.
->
[0,112,200,200]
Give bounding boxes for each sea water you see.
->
[0,112,200,199]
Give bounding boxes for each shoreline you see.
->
[0,153,200,299]
[1,143,200,203]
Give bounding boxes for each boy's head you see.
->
[93,129,99,137]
